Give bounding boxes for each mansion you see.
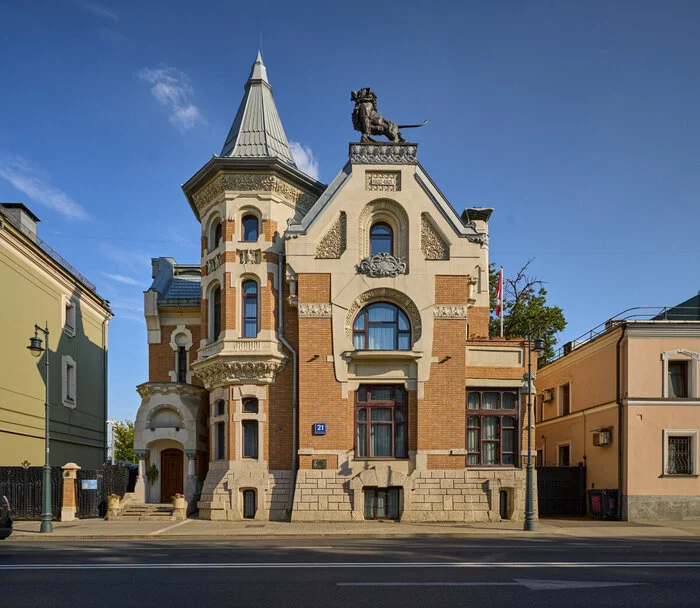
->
[133,53,533,522]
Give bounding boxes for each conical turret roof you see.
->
[220,52,296,166]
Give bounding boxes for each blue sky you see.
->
[2,1,699,421]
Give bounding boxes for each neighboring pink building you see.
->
[536,294,700,520]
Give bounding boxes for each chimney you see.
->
[1,203,41,241]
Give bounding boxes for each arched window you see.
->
[242,215,259,242]
[353,302,410,350]
[207,216,223,252]
[211,286,222,342]
[370,222,393,255]
[242,280,258,338]
[243,398,259,413]
[214,222,223,248]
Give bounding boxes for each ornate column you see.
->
[134,449,149,503]
[184,449,198,506]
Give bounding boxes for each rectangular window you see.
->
[668,361,689,398]
[215,422,225,460]
[466,390,519,466]
[61,356,77,408]
[66,364,75,401]
[364,487,401,520]
[559,384,570,416]
[356,385,407,459]
[177,346,187,383]
[558,444,571,466]
[64,300,76,334]
[243,420,258,459]
[664,430,697,475]
[243,489,256,519]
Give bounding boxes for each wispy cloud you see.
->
[0,155,90,221]
[138,67,204,131]
[78,1,118,22]
[108,296,145,324]
[290,142,319,180]
[102,272,143,286]
[100,242,152,275]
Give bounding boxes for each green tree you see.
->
[113,420,136,464]
[489,259,567,363]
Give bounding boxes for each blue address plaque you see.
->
[313,423,326,435]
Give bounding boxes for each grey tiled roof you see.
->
[162,276,201,301]
[220,52,296,166]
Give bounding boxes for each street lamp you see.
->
[107,420,118,464]
[27,322,53,534]
[523,330,545,532]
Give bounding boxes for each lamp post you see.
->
[524,330,545,532]
[27,322,53,534]
[107,420,118,464]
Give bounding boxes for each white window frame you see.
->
[661,350,699,398]
[663,429,698,476]
[61,355,77,409]
[556,441,572,466]
[63,297,77,337]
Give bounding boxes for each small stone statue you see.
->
[351,88,427,144]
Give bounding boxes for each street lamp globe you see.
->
[533,337,545,356]
[27,335,44,357]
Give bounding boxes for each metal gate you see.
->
[537,465,586,517]
[77,464,130,518]
[0,466,61,520]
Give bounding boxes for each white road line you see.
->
[149,519,192,536]
[1,561,699,570]
[338,580,643,590]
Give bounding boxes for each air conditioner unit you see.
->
[593,430,612,446]
[542,389,553,402]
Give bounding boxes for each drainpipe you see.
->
[102,315,110,463]
[277,253,298,515]
[616,324,627,519]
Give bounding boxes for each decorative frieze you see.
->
[192,173,317,216]
[365,171,401,192]
[194,359,287,387]
[433,305,467,319]
[421,213,449,260]
[206,254,222,274]
[356,253,407,278]
[315,212,346,259]
[237,249,262,264]
[345,288,422,343]
[136,382,208,400]
[298,303,333,318]
[349,143,418,165]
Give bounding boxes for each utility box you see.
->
[588,489,619,519]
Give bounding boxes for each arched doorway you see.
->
[161,448,184,501]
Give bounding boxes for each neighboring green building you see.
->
[0,203,112,469]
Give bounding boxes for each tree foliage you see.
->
[489,259,567,363]
[113,420,136,464]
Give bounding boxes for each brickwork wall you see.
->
[223,219,236,242]
[421,319,467,452]
[262,219,278,243]
[298,273,331,303]
[261,272,276,331]
[435,275,469,304]
[222,273,236,332]
[148,322,202,383]
[468,306,490,338]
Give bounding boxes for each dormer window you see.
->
[242,215,259,242]
[353,302,410,350]
[370,222,393,256]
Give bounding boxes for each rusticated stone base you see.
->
[290,465,531,522]
[624,495,700,521]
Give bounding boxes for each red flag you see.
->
[496,267,503,317]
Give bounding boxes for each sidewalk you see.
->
[8,517,700,541]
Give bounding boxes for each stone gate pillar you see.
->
[133,449,149,503]
[60,462,80,521]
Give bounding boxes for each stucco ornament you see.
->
[194,359,287,387]
[298,303,333,318]
[192,173,317,217]
[365,171,401,192]
[421,214,449,260]
[349,143,418,165]
[316,212,346,259]
[433,305,467,319]
[356,253,407,278]
[136,382,207,400]
[345,288,422,343]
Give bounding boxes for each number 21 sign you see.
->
[313,423,326,435]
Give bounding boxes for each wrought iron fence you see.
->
[0,466,61,520]
[77,463,131,518]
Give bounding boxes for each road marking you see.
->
[0,561,699,571]
[150,519,192,536]
[338,580,642,591]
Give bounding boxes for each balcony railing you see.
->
[548,305,700,364]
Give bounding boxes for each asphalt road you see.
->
[2,536,700,607]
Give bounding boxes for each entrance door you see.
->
[160,449,183,502]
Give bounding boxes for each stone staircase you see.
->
[118,503,175,521]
